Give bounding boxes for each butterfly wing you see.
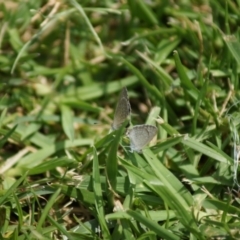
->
[127,125,157,152]
[112,88,131,130]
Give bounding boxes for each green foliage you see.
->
[0,0,240,239]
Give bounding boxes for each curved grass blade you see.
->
[0,125,18,149]
[36,188,61,231]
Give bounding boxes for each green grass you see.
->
[1,0,240,239]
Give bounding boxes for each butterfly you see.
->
[112,87,131,130]
[126,124,157,152]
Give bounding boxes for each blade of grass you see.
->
[28,157,75,175]
[182,137,232,164]
[173,50,199,98]
[70,0,105,54]
[192,77,208,135]
[55,184,95,205]
[128,0,158,25]
[36,188,61,231]
[126,210,180,240]
[61,105,75,141]
[119,57,164,102]
[223,34,240,65]
[107,210,179,240]
[136,50,174,88]
[92,147,111,239]
[13,193,23,233]
[11,9,76,73]
[16,139,93,169]
[21,123,41,141]
[121,150,203,238]
[0,125,18,148]
[47,215,74,240]
[106,125,125,203]
[0,108,7,128]
[0,170,28,205]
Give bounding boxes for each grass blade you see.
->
[61,105,75,141]
[92,147,111,239]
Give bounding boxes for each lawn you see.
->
[0,0,240,239]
